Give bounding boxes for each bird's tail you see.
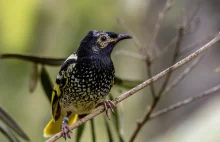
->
[43,114,78,138]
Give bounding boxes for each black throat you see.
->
[77,54,114,71]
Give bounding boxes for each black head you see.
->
[77,30,132,58]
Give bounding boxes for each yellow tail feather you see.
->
[43,114,78,138]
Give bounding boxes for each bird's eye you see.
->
[101,36,107,41]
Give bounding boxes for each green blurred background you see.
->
[0,0,220,142]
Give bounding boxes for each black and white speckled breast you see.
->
[59,56,115,114]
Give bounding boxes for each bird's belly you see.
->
[60,89,107,115]
[59,66,114,114]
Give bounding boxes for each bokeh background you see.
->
[0,0,220,142]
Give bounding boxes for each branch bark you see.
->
[129,26,185,142]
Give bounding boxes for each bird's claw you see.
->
[103,100,116,120]
[62,119,72,140]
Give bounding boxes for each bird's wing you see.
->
[51,53,78,121]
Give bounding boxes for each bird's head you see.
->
[77,30,132,57]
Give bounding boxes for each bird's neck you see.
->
[95,55,113,69]
[78,55,114,71]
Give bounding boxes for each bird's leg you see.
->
[103,100,116,120]
[62,112,72,140]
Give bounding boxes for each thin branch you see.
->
[0,53,64,66]
[149,0,174,55]
[152,1,202,62]
[116,18,150,58]
[46,32,220,142]
[117,0,174,100]
[114,33,212,63]
[129,26,185,142]
[151,36,177,62]
[184,0,203,34]
[146,58,157,98]
[158,27,184,96]
[116,18,142,50]
[152,33,214,63]
[117,3,175,99]
[144,0,174,99]
[179,33,214,55]
[150,83,220,119]
[186,1,202,25]
[162,55,204,96]
[116,18,157,99]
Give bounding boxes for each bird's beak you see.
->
[116,34,132,42]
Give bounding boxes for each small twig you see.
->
[0,54,64,66]
[146,57,157,98]
[152,1,202,62]
[184,0,203,34]
[163,55,204,96]
[116,18,150,58]
[116,18,142,50]
[179,33,214,55]
[117,0,173,100]
[149,0,174,55]
[151,36,177,62]
[129,26,185,142]
[144,0,174,99]
[150,83,220,119]
[158,26,184,96]
[186,1,201,25]
[46,32,220,142]
[152,33,214,63]
[117,17,157,99]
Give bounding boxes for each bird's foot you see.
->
[103,100,116,120]
[62,117,72,140]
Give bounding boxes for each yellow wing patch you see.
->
[51,84,61,121]
[54,84,61,97]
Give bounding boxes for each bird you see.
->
[43,30,132,139]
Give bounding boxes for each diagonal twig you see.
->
[129,26,185,142]
[150,83,220,119]
[144,0,174,99]
[117,17,157,98]
[162,55,204,96]
[179,33,214,55]
[117,0,173,99]
[0,53,65,66]
[116,18,142,50]
[152,0,203,62]
[46,32,220,142]
[116,17,150,58]
[149,0,174,55]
